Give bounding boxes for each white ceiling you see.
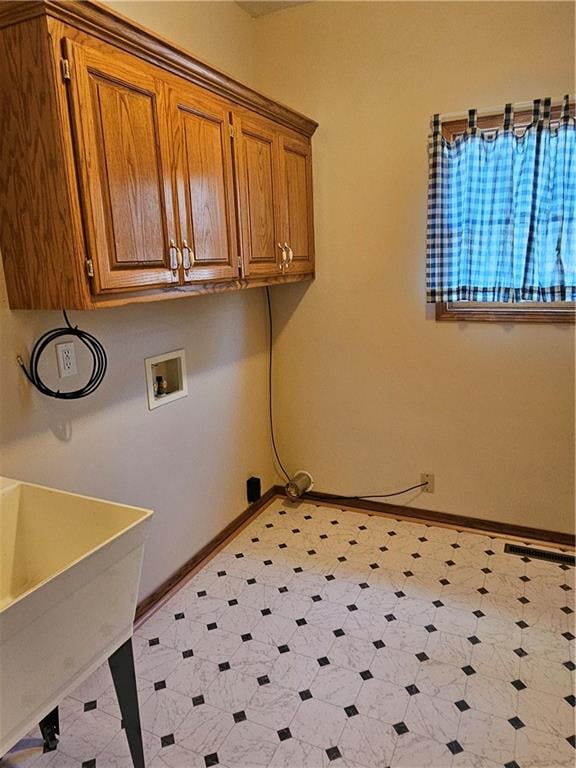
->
[236,1,312,18]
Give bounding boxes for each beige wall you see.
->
[0,1,276,601]
[253,1,575,533]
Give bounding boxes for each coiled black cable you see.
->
[17,310,107,399]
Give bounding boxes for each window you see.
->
[427,98,575,323]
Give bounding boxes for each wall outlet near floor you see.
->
[56,341,77,377]
[421,473,435,493]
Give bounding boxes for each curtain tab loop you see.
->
[468,108,477,133]
[542,97,552,126]
[532,98,542,124]
[431,113,441,136]
[503,103,513,131]
[561,94,571,122]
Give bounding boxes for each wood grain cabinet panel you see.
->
[278,133,315,275]
[65,39,178,293]
[170,85,239,282]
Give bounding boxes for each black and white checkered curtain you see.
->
[426,96,576,303]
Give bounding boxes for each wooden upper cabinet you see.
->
[169,84,239,282]
[278,132,315,275]
[232,112,283,278]
[64,39,178,293]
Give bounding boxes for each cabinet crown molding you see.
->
[0,0,318,138]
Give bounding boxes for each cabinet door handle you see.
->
[169,239,181,277]
[182,240,195,271]
[284,243,293,267]
[277,242,287,271]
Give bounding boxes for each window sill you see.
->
[435,302,575,324]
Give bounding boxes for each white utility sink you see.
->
[0,477,152,757]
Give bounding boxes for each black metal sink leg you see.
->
[108,638,145,768]
[39,707,59,752]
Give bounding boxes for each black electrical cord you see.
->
[330,482,429,500]
[17,310,107,399]
[265,286,291,482]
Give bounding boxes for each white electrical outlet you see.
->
[421,473,435,493]
[56,342,77,378]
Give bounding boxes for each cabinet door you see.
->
[64,40,178,293]
[170,85,239,282]
[232,113,283,277]
[278,133,315,275]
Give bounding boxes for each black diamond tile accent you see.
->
[84,701,97,712]
[360,669,373,680]
[277,728,292,741]
[518,596,530,605]
[325,575,335,581]
[296,618,308,627]
[235,553,244,559]
[404,571,414,578]
[218,662,230,672]
[241,633,252,642]
[446,740,463,755]
[411,553,421,559]
[461,665,476,676]
[228,599,238,606]
[320,534,328,540]
[511,679,526,691]
[477,587,488,595]
[349,540,358,546]
[516,620,529,629]
[317,656,330,667]
[446,560,456,567]
[405,684,419,696]
[217,571,226,577]
[519,575,530,582]
[359,582,370,589]
[154,680,167,691]
[565,695,575,707]
[560,564,570,571]
[299,689,312,701]
[424,624,437,633]
[330,520,339,526]
[563,632,575,641]
[278,510,287,515]
[373,639,385,649]
[395,591,406,598]
[439,578,450,586]
[473,610,485,618]
[326,747,342,761]
[304,515,312,520]
[358,525,368,531]
[567,735,576,748]
[485,549,495,556]
[455,700,470,712]
[294,567,303,574]
[347,604,358,612]
[278,645,290,654]
[161,734,175,748]
[204,752,219,767]
[261,608,272,616]
[504,762,521,768]
[564,660,576,671]
[467,635,481,645]
[333,628,345,637]
[562,606,574,615]
[197,590,207,598]
[338,556,347,563]
[174,612,185,620]
[433,600,444,608]
[508,717,525,730]
[207,623,217,631]
[513,647,527,657]
[82,761,96,768]
[292,529,300,534]
[419,537,428,542]
[278,586,288,594]
[388,531,397,537]
[312,594,323,602]
[192,695,205,706]
[393,722,409,735]
[561,583,573,591]
[451,543,461,549]
[251,537,260,543]
[257,675,270,686]
[233,710,247,723]
[481,568,492,574]
[385,614,397,622]
[344,704,359,717]
[264,560,273,566]
[148,637,160,647]
[307,550,317,556]
[247,578,256,585]
[265,523,274,528]
[182,649,194,659]
[416,652,429,662]
[369,562,379,570]
[379,546,388,552]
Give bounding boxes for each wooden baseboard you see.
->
[134,485,280,622]
[295,489,575,550]
[135,483,574,622]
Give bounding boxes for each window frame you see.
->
[436,103,575,324]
